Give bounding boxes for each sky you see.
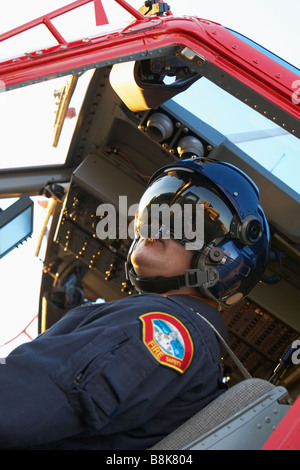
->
[0,0,299,356]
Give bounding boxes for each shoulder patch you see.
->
[139,312,194,373]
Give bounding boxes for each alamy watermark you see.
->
[292,80,300,105]
[291,339,300,365]
[95,196,204,250]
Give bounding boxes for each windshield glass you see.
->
[168,0,300,194]
[0,70,94,170]
[174,78,300,195]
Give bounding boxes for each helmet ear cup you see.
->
[242,215,263,244]
[230,214,263,245]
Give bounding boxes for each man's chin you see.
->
[131,239,165,277]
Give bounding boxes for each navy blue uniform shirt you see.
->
[0,293,227,449]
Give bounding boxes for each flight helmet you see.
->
[126,157,270,307]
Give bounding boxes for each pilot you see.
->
[0,157,269,449]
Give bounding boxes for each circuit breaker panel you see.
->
[52,152,145,297]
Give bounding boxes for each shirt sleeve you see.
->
[50,325,162,432]
[0,321,166,448]
[0,339,85,448]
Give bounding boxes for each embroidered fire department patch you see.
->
[139,312,194,373]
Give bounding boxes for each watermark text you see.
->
[292,79,300,105]
[291,339,300,365]
[95,196,204,250]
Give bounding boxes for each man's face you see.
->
[130,237,194,279]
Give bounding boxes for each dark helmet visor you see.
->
[135,168,235,247]
[149,158,261,223]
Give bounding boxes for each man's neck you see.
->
[161,288,219,309]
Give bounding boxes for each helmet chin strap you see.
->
[125,262,219,295]
[125,237,220,295]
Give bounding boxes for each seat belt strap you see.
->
[193,309,252,380]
